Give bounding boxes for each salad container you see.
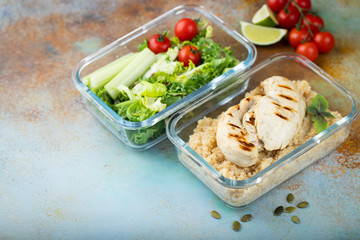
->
[166,53,359,207]
[71,4,256,150]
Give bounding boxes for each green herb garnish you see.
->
[306,94,335,133]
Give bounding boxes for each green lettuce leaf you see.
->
[131,81,167,97]
[138,39,148,51]
[141,97,166,112]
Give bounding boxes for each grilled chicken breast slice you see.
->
[216,96,260,167]
[216,76,306,167]
[254,96,298,150]
[262,76,306,128]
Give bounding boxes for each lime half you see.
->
[252,4,278,27]
[240,21,287,46]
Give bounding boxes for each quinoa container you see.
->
[166,53,360,207]
[71,4,256,150]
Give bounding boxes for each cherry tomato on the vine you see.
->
[288,27,312,48]
[174,18,198,41]
[290,0,311,14]
[296,42,319,61]
[301,14,324,34]
[148,33,171,54]
[312,32,335,53]
[267,0,288,13]
[178,45,201,67]
[277,5,301,29]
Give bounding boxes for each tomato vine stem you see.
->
[287,0,314,41]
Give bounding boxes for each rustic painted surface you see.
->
[0,0,359,239]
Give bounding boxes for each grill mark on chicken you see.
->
[227,123,241,129]
[235,104,240,110]
[272,101,297,113]
[229,133,241,138]
[245,97,251,102]
[278,84,294,91]
[239,140,255,148]
[227,112,233,117]
[278,94,298,102]
[275,112,289,120]
[283,106,296,112]
[228,133,255,148]
[229,133,245,139]
[240,146,252,152]
[272,101,281,107]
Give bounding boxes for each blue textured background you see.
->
[0,0,359,239]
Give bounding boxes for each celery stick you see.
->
[82,53,136,90]
[81,75,90,86]
[90,53,136,90]
[105,48,156,99]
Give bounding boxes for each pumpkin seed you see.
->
[287,193,294,203]
[297,201,309,208]
[241,214,253,222]
[210,210,221,219]
[274,206,284,216]
[292,215,300,224]
[284,206,296,213]
[232,221,241,232]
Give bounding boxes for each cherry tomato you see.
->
[312,32,335,53]
[301,14,324,34]
[178,45,201,67]
[290,0,311,14]
[277,5,301,29]
[288,27,312,48]
[267,0,288,13]
[296,42,319,61]
[147,33,171,54]
[174,18,198,41]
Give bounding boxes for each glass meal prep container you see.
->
[71,4,256,150]
[166,53,360,208]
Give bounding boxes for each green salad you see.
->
[82,18,240,145]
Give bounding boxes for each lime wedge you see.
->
[240,21,287,46]
[252,4,278,27]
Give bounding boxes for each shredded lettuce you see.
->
[143,47,180,78]
[116,99,154,122]
[205,26,213,38]
[125,120,166,145]
[132,81,167,98]
[138,39,148,51]
[141,97,166,112]
[114,81,167,122]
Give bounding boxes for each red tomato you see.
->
[174,18,198,41]
[148,34,171,54]
[312,32,335,53]
[296,42,319,61]
[301,14,324,34]
[267,0,288,13]
[277,5,301,29]
[290,0,311,14]
[178,45,201,67]
[288,27,312,48]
